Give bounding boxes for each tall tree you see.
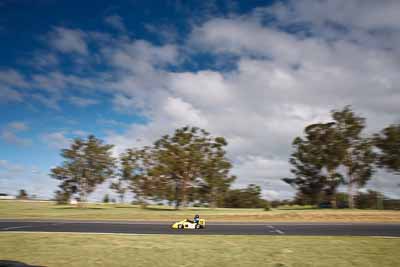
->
[17,189,28,200]
[331,106,375,208]
[374,124,400,174]
[121,127,235,209]
[50,135,115,205]
[287,106,375,208]
[120,147,156,206]
[223,184,268,208]
[152,127,234,208]
[110,179,127,203]
[286,122,343,205]
[198,137,236,207]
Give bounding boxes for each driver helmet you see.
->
[194,214,199,218]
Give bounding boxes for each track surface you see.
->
[1,220,400,236]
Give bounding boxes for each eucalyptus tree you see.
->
[119,127,235,208]
[110,179,127,203]
[119,147,155,206]
[331,106,375,208]
[151,126,234,208]
[50,135,115,205]
[286,106,375,208]
[374,124,400,174]
[285,122,343,205]
[198,137,236,207]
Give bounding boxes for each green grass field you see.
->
[1,200,400,222]
[0,233,399,267]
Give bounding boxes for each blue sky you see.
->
[1,0,400,200]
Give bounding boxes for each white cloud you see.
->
[269,0,400,30]
[72,130,89,137]
[0,70,29,103]
[96,118,128,128]
[8,122,28,132]
[0,69,29,88]
[106,39,178,72]
[105,15,126,32]
[105,2,400,199]
[232,155,292,196]
[169,71,231,109]
[0,160,58,199]
[69,96,99,107]
[0,85,23,103]
[42,132,71,149]
[1,122,31,146]
[111,94,142,113]
[49,27,88,55]
[3,1,400,199]
[30,52,59,69]
[163,97,208,128]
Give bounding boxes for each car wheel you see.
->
[179,224,183,229]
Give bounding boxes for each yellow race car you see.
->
[171,219,206,229]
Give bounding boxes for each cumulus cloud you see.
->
[29,52,59,69]
[42,132,71,149]
[0,69,29,88]
[0,85,23,103]
[0,160,58,198]
[105,15,126,32]
[72,130,88,137]
[49,27,88,55]
[69,96,99,107]
[105,1,400,198]
[3,1,400,199]
[1,122,31,146]
[7,122,28,131]
[269,0,400,30]
[0,69,29,103]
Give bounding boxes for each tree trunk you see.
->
[174,180,181,210]
[331,195,337,209]
[181,176,188,208]
[209,189,217,208]
[328,169,337,208]
[377,192,384,210]
[347,178,354,209]
[78,191,86,208]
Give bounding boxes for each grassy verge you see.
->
[1,200,400,222]
[1,233,399,267]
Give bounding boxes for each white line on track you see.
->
[266,225,285,234]
[1,225,32,230]
[0,231,148,236]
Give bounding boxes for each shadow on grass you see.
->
[141,207,175,211]
[143,206,214,212]
[53,207,106,210]
[276,207,318,210]
[0,260,46,267]
[114,206,139,209]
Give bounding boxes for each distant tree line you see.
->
[284,106,400,208]
[51,127,267,209]
[50,106,400,209]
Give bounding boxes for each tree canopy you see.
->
[50,135,116,204]
[119,126,236,208]
[374,124,400,174]
[286,106,375,208]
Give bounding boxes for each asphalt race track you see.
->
[1,220,400,236]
